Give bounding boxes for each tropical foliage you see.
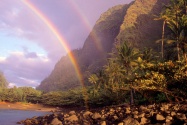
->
[86,0,187,106]
[0,0,186,108]
[0,87,41,103]
[0,72,8,88]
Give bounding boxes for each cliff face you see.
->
[37,0,170,92]
[117,0,170,50]
[80,4,131,71]
[37,4,129,92]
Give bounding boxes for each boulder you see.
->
[156,114,165,121]
[138,113,145,118]
[65,114,78,122]
[92,112,101,120]
[69,111,76,115]
[140,117,149,124]
[171,111,176,116]
[178,114,186,120]
[50,118,62,125]
[118,122,123,125]
[100,121,107,125]
[123,117,140,125]
[139,106,148,112]
[83,111,93,118]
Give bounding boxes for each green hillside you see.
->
[37,0,170,92]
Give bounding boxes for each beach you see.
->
[0,101,56,112]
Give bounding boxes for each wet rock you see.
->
[165,121,172,125]
[50,118,62,125]
[178,114,186,120]
[160,104,169,111]
[166,116,173,122]
[173,104,180,111]
[139,105,150,112]
[118,122,123,125]
[123,117,140,125]
[147,104,155,109]
[133,114,139,119]
[101,109,105,115]
[170,111,176,116]
[100,121,107,125]
[156,114,165,121]
[165,110,170,114]
[24,119,32,125]
[83,111,93,119]
[132,111,138,115]
[65,114,78,122]
[116,107,122,112]
[64,114,69,118]
[113,115,119,120]
[166,116,173,121]
[18,103,187,125]
[125,107,131,114]
[139,105,147,111]
[69,110,76,115]
[92,112,101,120]
[140,117,149,124]
[138,113,145,118]
[150,110,156,117]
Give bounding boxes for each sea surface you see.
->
[0,109,50,125]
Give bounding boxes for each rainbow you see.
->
[67,0,103,52]
[21,0,88,108]
[21,0,82,83]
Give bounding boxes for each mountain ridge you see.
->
[37,0,170,92]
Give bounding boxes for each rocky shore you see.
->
[18,102,187,125]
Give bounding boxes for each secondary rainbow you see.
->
[21,0,84,86]
[67,0,103,52]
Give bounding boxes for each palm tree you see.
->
[179,0,187,61]
[116,42,138,105]
[164,0,187,61]
[155,9,171,59]
[166,0,182,60]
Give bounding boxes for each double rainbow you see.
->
[21,0,84,85]
[67,0,103,52]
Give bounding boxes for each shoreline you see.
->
[0,102,56,112]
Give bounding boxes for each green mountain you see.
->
[117,0,170,50]
[37,0,170,92]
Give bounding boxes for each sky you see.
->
[0,0,133,88]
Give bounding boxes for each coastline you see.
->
[0,102,56,112]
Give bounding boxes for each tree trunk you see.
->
[161,20,166,59]
[176,8,181,61]
[130,88,134,105]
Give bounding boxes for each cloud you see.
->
[0,0,65,60]
[0,50,52,87]
[0,0,71,87]
[0,0,133,87]
[8,83,17,88]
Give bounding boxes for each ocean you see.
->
[0,109,50,125]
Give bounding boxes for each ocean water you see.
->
[0,109,50,125]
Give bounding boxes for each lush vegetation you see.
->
[0,87,41,103]
[0,0,186,108]
[87,0,187,106]
[0,72,8,88]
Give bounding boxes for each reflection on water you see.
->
[0,109,50,125]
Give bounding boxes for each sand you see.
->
[0,102,56,112]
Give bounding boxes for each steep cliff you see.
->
[37,0,170,92]
[117,0,170,50]
[37,4,129,92]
